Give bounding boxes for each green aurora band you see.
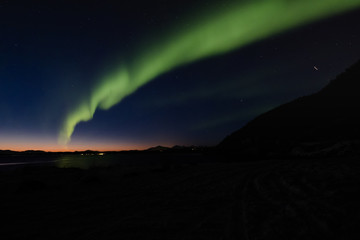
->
[59,0,360,144]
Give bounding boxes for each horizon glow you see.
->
[59,0,360,144]
[0,135,150,152]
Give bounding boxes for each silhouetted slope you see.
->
[219,60,360,157]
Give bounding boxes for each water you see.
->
[0,152,207,170]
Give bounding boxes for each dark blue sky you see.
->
[1,0,360,150]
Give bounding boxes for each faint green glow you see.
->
[192,103,278,131]
[59,0,360,144]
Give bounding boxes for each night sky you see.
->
[1,0,360,151]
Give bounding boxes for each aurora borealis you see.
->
[1,0,360,151]
[59,0,360,144]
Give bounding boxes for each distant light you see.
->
[98,153,105,156]
[314,66,319,71]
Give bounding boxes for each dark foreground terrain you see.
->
[1,154,360,239]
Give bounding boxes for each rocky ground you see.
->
[1,156,360,239]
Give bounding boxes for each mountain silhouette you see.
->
[219,60,360,157]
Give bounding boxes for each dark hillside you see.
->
[219,60,360,157]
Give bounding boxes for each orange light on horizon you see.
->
[0,137,151,152]
[0,144,149,152]
[0,133,180,152]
